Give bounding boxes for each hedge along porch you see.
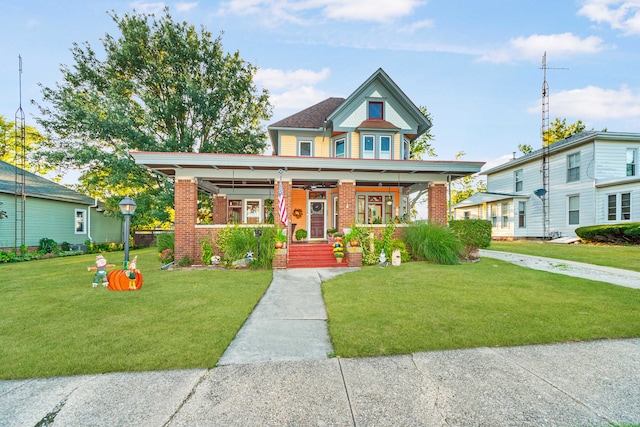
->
[132,152,484,266]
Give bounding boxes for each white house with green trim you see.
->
[0,160,123,250]
[452,132,640,239]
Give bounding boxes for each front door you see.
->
[308,200,325,239]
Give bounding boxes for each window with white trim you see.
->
[608,192,631,221]
[334,138,345,158]
[627,148,637,176]
[501,202,509,228]
[514,169,523,192]
[567,153,580,182]
[363,135,375,159]
[490,204,497,227]
[568,195,580,225]
[518,201,526,228]
[298,140,312,157]
[380,135,391,159]
[75,209,86,234]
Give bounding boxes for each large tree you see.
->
[519,118,594,154]
[0,115,50,176]
[33,8,272,227]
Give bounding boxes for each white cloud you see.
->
[479,33,605,63]
[255,68,330,90]
[398,19,434,34]
[255,68,332,111]
[217,0,424,23]
[321,0,423,22]
[176,2,198,12]
[129,1,166,14]
[578,0,640,35]
[527,84,640,120]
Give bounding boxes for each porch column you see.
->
[338,180,356,232]
[428,183,448,224]
[274,178,292,237]
[212,194,227,224]
[174,177,198,265]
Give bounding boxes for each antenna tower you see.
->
[14,55,26,252]
[539,52,567,240]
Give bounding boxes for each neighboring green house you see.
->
[0,160,123,251]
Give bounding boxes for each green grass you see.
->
[322,261,640,358]
[0,248,272,380]
[489,241,640,272]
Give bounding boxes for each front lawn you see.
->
[0,248,272,380]
[488,241,640,272]
[323,260,640,358]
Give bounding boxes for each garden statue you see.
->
[88,255,115,287]
[127,256,138,290]
[379,250,389,267]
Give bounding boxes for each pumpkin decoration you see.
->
[107,269,143,291]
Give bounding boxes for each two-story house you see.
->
[132,68,484,266]
[452,131,640,239]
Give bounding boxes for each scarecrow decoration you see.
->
[88,255,115,287]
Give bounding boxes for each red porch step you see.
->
[287,242,349,268]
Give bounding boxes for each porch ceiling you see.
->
[131,151,485,194]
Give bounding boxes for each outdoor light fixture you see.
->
[119,196,137,268]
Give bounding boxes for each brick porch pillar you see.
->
[427,183,448,224]
[174,177,198,265]
[212,194,227,224]
[273,178,292,269]
[338,180,356,233]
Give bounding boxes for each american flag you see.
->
[278,176,288,226]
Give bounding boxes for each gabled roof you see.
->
[326,68,432,135]
[267,68,433,154]
[269,97,345,130]
[0,160,94,205]
[483,131,640,175]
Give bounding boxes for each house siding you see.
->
[457,133,640,240]
[0,193,122,249]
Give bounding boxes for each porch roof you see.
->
[131,152,484,194]
[452,191,530,209]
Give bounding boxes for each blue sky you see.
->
[2,0,640,172]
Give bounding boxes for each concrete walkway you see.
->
[480,249,640,288]
[2,259,640,426]
[219,267,358,365]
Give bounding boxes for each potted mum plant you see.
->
[333,241,344,263]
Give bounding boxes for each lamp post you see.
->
[118,196,137,268]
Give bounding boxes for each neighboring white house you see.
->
[452,131,640,239]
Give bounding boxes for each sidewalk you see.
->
[480,249,640,289]
[1,263,639,426]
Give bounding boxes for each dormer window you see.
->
[368,101,384,120]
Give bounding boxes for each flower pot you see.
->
[335,257,344,263]
[275,241,284,249]
[349,239,359,247]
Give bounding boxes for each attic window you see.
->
[368,101,384,120]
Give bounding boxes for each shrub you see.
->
[403,222,462,265]
[200,238,213,265]
[156,232,175,253]
[177,254,194,267]
[575,223,640,245]
[449,219,492,259]
[295,228,307,240]
[216,225,275,269]
[159,248,174,264]
[60,241,71,251]
[38,238,58,254]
